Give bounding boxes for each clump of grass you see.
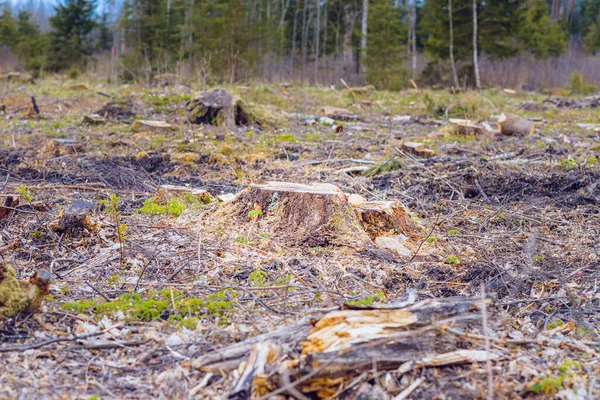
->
[362,156,402,178]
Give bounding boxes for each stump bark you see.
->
[498,113,535,136]
[187,89,253,128]
[215,182,371,247]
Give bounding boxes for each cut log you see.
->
[42,139,85,157]
[151,73,179,87]
[0,72,34,84]
[498,113,535,136]
[401,142,436,158]
[154,185,211,204]
[349,85,375,94]
[448,120,486,135]
[187,89,255,128]
[321,106,357,120]
[49,199,100,235]
[83,114,106,125]
[131,120,176,133]
[502,88,517,95]
[65,83,89,91]
[213,182,371,247]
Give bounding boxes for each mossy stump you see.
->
[0,266,52,318]
[215,182,371,247]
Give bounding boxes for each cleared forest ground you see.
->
[1,78,600,399]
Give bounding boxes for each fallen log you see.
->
[131,120,176,133]
[498,113,535,136]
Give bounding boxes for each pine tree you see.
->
[365,0,408,89]
[47,0,97,71]
[519,0,566,58]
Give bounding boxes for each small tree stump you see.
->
[131,120,176,133]
[215,182,371,247]
[42,139,85,157]
[83,114,106,125]
[498,113,534,136]
[49,199,100,235]
[154,185,211,204]
[352,200,421,241]
[0,196,19,220]
[187,89,254,128]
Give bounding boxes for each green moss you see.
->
[61,289,234,322]
[0,265,28,317]
[347,292,385,306]
[138,198,186,216]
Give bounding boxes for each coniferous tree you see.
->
[47,0,97,71]
[365,0,408,89]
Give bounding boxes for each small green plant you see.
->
[30,229,44,239]
[426,237,437,243]
[558,158,578,171]
[165,199,186,217]
[102,194,127,266]
[446,255,460,265]
[247,209,263,220]
[138,198,164,215]
[528,360,581,395]
[67,65,80,79]
[248,270,267,287]
[15,185,35,203]
[138,198,187,216]
[447,229,460,236]
[235,236,250,245]
[566,70,597,95]
[347,292,385,306]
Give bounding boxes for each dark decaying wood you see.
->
[192,297,490,399]
[187,89,253,128]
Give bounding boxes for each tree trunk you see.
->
[448,0,459,88]
[301,0,308,84]
[360,0,368,74]
[410,0,417,76]
[314,0,321,83]
[291,8,299,75]
[343,3,357,75]
[472,0,481,89]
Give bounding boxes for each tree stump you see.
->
[498,113,534,136]
[187,89,253,128]
[49,199,100,235]
[215,182,371,247]
[154,185,211,204]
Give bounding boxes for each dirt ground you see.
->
[1,78,600,399]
